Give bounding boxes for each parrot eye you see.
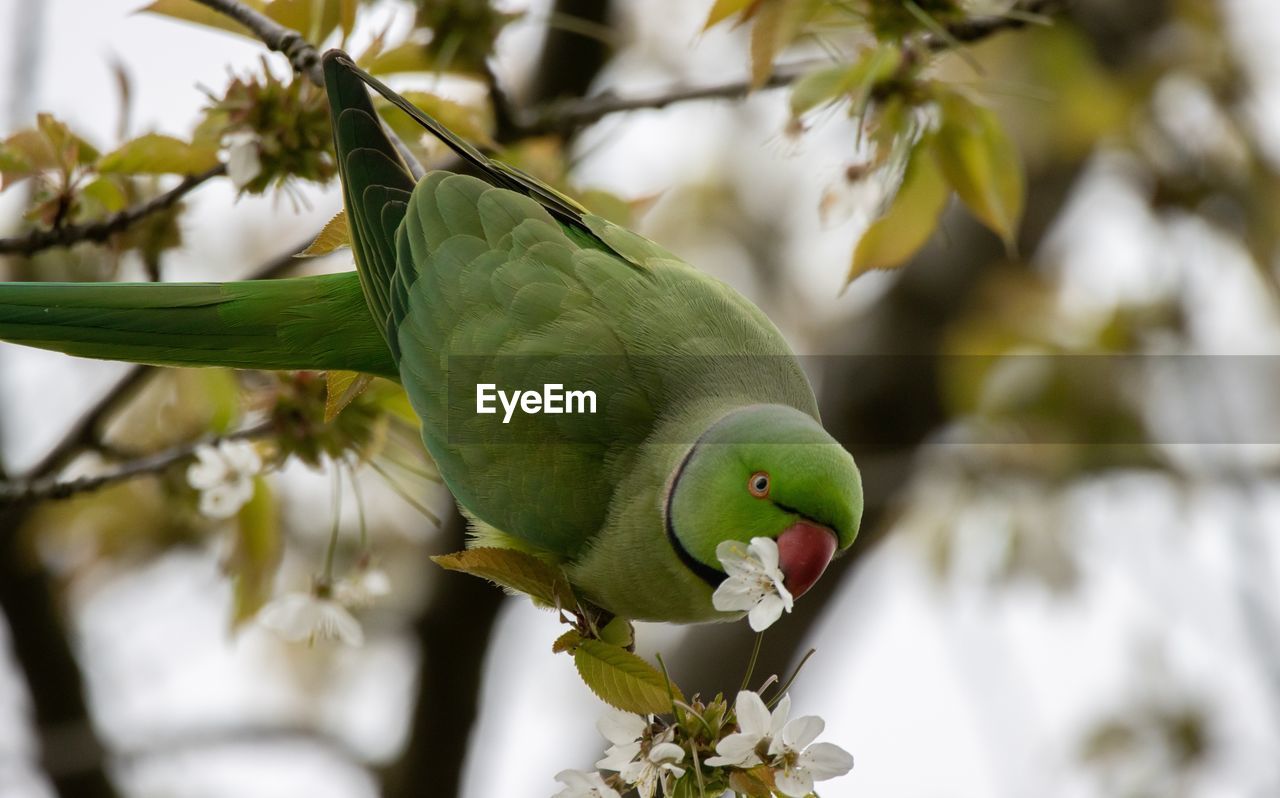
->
[748,472,771,498]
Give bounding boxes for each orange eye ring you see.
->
[748,471,770,498]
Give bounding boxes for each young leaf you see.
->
[728,765,777,798]
[934,92,1025,251]
[573,640,685,715]
[363,41,441,75]
[324,370,373,423]
[847,135,949,285]
[749,0,787,89]
[139,0,262,38]
[229,477,282,628]
[790,45,902,118]
[703,0,758,30]
[432,547,575,609]
[299,209,350,257]
[97,134,220,176]
[80,176,129,213]
[552,629,582,654]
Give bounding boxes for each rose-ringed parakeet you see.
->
[0,52,862,623]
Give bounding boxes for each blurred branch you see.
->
[0,421,274,505]
[0,165,225,256]
[191,0,323,85]
[515,0,1067,137]
[924,0,1066,49]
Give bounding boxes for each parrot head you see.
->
[666,404,862,601]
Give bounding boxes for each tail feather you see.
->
[0,271,398,378]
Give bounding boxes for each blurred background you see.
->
[1,0,1279,796]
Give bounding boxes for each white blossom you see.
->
[258,591,364,646]
[334,566,392,607]
[705,690,788,768]
[552,769,620,798]
[594,710,684,798]
[595,709,646,772]
[706,690,852,797]
[186,439,262,519]
[712,537,794,631]
[222,129,262,190]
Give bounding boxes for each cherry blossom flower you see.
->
[258,590,364,647]
[594,710,685,798]
[711,537,794,631]
[222,130,262,190]
[705,690,853,797]
[334,565,392,608]
[552,769,620,798]
[186,439,262,519]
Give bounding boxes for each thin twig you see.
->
[0,165,225,256]
[192,0,323,85]
[0,422,274,505]
[516,0,1066,136]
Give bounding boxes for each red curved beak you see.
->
[776,521,838,599]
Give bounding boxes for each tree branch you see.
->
[192,0,323,85]
[0,421,274,505]
[516,0,1065,136]
[0,165,225,256]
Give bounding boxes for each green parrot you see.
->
[0,51,862,624]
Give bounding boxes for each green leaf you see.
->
[38,113,99,164]
[552,629,582,654]
[299,209,350,257]
[790,45,902,117]
[363,41,439,75]
[573,640,684,715]
[138,0,262,39]
[847,135,949,286]
[934,92,1025,250]
[80,176,128,213]
[229,477,282,628]
[703,0,757,30]
[599,616,635,649]
[324,370,373,423]
[432,547,576,609]
[97,133,220,175]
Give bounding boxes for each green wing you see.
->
[324,51,817,559]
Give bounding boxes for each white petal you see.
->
[553,769,620,798]
[748,536,780,572]
[735,690,773,738]
[597,709,646,746]
[712,579,762,612]
[198,485,243,519]
[316,601,364,646]
[747,593,786,631]
[782,715,825,752]
[224,135,262,189]
[186,447,229,489]
[705,732,761,767]
[774,768,815,798]
[770,694,792,739]
[595,742,640,772]
[800,742,855,780]
[219,440,262,475]
[258,593,318,641]
[648,742,685,765]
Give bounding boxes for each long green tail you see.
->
[0,271,398,378]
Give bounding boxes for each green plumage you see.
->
[0,51,863,624]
